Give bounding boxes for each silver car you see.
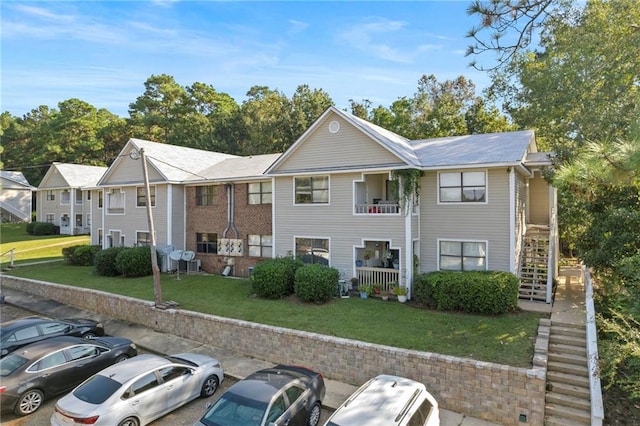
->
[51,353,224,426]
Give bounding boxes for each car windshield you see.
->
[72,374,122,404]
[0,354,28,376]
[167,355,196,367]
[199,391,268,426]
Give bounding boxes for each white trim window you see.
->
[136,231,151,246]
[295,237,329,265]
[60,189,71,205]
[248,182,272,205]
[107,188,125,214]
[98,191,103,209]
[195,186,216,206]
[439,240,487,271]
[248,234,272,257]
[196,233,217,254]
[439,171,486,203]
[45,213,55,224]
[75,189,83,204]
[136,186,156,207]
[295,176,328,204]
[46,190,55,201]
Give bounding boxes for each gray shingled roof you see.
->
[198,154,282,181]
[52,163,108,188]
[128,139,239,182]
[525,151,554,166]
[409,130,535,168]
[1,171,34,188]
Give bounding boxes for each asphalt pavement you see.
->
[1,286,500,426]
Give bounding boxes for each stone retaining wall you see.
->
[1,276,547,425]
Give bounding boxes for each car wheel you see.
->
[307,402,321,426]
[200,374,219,397]
[115,354,130,363]
[118,416,140,426]
[14,389,44,416]
[83,332,97,339]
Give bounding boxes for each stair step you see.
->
[549,334,586,346]
[548,361,589,376]
[546,381,590,399]
[544,414,590,426]
[552,320,586,329]
[549,342,586,357]
[551,325,586,338]
[546,391,591,411]
[548,351,587,366]
[547,371,589,387]
[545,403,590,424]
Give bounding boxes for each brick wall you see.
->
[185,183,272,277]
[2,276,547,425]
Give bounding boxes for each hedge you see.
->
[251,257,303,299]
[294,264,339,303]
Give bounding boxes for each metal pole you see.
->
[140,148,162,306]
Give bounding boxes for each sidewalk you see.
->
[0,286,500,426]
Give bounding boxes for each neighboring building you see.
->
[0,171,35,223]
[36,163,108,235]
[265,107,558,302]
[184,154,281,276]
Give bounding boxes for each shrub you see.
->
[414,271,519,315]
[115,246,153,278]
[251,257,303,299]
[94,247,125,277]
[26,221,36,235]
[63,245,101,266]
[294,264,339,303]
[31,221,56,236]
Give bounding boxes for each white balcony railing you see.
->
[355,267,400,291]
[355,202,400,214]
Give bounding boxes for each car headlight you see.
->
[130,343,137,350]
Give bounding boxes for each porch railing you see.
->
[354,202,400,214]
[355,267,400,291]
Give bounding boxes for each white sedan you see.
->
[51,353,224,426]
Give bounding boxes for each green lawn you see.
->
[2,224,544,368]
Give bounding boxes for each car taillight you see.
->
[55,406,99,424]
[0,386,6,394]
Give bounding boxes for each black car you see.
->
[195,364,326,426]
[0,335,137,416]
[0,316,105,357]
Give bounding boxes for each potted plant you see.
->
[358,284,372,299]
[363,249,375,266]
[393,285,407,303]
[373,283,382,295]
[380,289,389,301]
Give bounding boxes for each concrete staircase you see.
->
[545,320,591,425]
[519,227,550,302]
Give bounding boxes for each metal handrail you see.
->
[1,248,16,268]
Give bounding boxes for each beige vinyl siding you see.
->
[170,185,185,248]
[89,189,103,245]
[514,173,528,272]
[420,168,511,273]
[273,114,403,173]
[100,156,164,186]
[529,171,549,225]
[38,170,67,188]
[273,172,406,277]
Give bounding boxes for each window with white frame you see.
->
[136,186,156,207]
[107,188,124,214]
[45,214,55,223]
[294,176,328,204]
[98,191,103,208]
[248,182,272,205]
[87,214,91,227]
[439,240,486,271]
[97,229,103,246]
[75,214,82,228]
[195,186,216,206]
[439,171,486,203]
[61,189,70,204]
[248,235,272,257]
[196,233,217,254]
[75,189,83,204]
[46,190,55,201]
[295,238,329,265]
[136,231,151,246]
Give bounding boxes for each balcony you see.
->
[354,201,400,214]
[355,266,400,292]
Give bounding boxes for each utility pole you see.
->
[139,148,162,307]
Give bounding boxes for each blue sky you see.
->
[1,1,500,118]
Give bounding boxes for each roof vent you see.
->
[329,120,340,134]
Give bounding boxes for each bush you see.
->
[31,222,56,236]
[94,247,125,276]
[26,221,36,235]
[115,246,153,278]
[414,271,519,315]
[294,264,339,303]
[63,245,101,266]
[251,257,303,299]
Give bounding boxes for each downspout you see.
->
[509,168,516,274]
[223,183,238,239]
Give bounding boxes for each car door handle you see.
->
[131,400,140,406]
[166,385,174,391]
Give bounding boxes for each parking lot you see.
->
[0,303,334,426]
